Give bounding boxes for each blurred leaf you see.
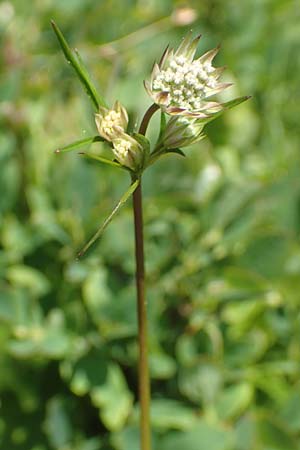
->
[44,396,72,449]
[111,426,140,450]
[179,363,223,405]
[67,348,108,396]
[149,350,176,380]
[216,383,254,421]
[6,265,50,298]
[91,363,133,431]
[281,391,300,433]
[150,399,197,431]
[257,418,298,450]
[160,420,232,450]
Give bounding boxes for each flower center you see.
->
[102,111,122,136]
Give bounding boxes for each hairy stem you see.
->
[133,103,158,450]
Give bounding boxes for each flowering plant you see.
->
[52,21,249,450]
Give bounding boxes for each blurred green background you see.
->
[1,0,300,449]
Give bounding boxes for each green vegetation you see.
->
[0,1,299,449]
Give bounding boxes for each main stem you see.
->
[133,103,158,450]
[133,182,151,450]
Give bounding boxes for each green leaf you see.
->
[44,396,72,449]
[179,363,222,405]
[6,265,50,297]
[79,152,124,169]
[199,96,251,125]
[77,179,139,257]
[91,364,133,431]
[281,391,300,432]
[67,348,108,396]
[161,420,232,450]
[51,20,106,109]
[216,383,254,420]
[222,95,252,110]
[150,399,197,431]
[257,418,297,450]
[111,426,141,450]
[55,136,104,154]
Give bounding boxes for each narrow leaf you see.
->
[202,96,251,125]
[222,95,252,110]
[55,136,104,154]
[51,20,107,109]
[77,179,140,258]
[79,152,124,169]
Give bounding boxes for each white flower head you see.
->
[144,32,231,119]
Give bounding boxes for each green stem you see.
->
[133,103,158,450]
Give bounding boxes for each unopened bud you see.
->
[162,116,205,149]
[95,101,128,141]
[112,133,143,171]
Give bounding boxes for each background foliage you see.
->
[1,0,300,449]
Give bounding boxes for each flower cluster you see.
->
[142,33,249,153]
[95,101,143,171]
[145,33,230,119]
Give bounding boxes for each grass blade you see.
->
[77,179,140,258]
[51,20,107,110]
[55,136,104,153]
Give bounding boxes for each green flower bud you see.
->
[162,116,205,149]
[112,133,144,171]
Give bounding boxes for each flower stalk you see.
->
[132,104,158,450]
[133,180,151,450]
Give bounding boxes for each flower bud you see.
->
[112,133,144,171]
[162,116,205,149]
[95,101,128,141]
